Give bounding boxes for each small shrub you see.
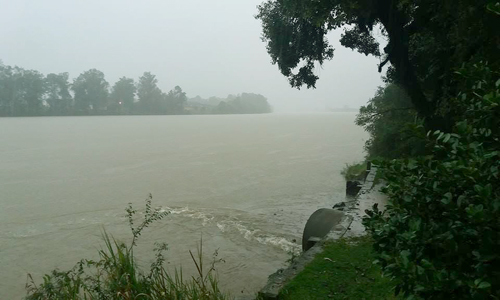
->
[340,161,367,181]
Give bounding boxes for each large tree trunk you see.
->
[375,0,441,130]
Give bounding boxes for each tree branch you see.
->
[378,55,390,73]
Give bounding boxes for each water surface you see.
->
[0,113,366,298]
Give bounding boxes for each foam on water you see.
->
[161,205,300,254]
[163,206,214,226]
[217,220,301,254]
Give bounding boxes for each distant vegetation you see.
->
[0,61,271,116]
[188,93,272,115]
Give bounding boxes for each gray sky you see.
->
[0,0,385,112]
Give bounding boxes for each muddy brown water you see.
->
[0,113,366,299]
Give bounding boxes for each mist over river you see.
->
[0,113,366,299]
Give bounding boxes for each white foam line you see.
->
[216,220,300,254]
[162,206,213,226]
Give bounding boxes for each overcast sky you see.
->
[0,0,385,112]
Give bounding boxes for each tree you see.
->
[211,93,272,114]
[363,63,500,298]
[0,65,45,116]
[163,85,187,114]
[20,69,46,115]
[238,93,272,113]
[136,72,163,114]
[255,0,500,129]
[45,73,72,115]
[208,96,224,106]
[109,77,136,114]
[0,64,22,116]
[72,69,109,114]
[213,101,230,114]
[355,84,424,159]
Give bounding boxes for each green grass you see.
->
[278,236,398,300]
[340,162,367,181]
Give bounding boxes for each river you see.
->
[0,113,366,299]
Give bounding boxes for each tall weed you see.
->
[25,194,230,300]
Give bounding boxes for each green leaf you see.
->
[437,132,444,140]
[483,184,492,197]
[478,281,491,289]
[416,266,425,275]
[400,250,410,268]
[407,159,417,170]
[441,192,452,204]
[493,199,500,212]
[484,151,498,159]
[487,2,500,15]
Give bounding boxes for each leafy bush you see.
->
[25,194,230,300]
[340,162,367,181]
[363,63,500,299]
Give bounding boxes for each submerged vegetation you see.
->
[25,195,230,300]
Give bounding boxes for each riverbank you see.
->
[277,235,397,300]
[257,165,393,299]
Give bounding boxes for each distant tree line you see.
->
[0,61,271,116]
[187,93,272,114]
